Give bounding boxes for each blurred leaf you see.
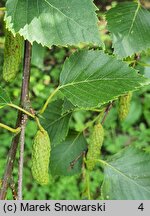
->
[136,49,150,78]
[31,42,46,69]
[41,99,71,147]
[0,86,11,107]
[103,107,117,129]
[104,133,128,154]
[102,147,150,199]
[128,124,150,149]
[143,93,150,126]
[60,50,148,108]
[50,132,87,176]
[5,0,101,47]
[106,2,150,57]
[72,111,88,132]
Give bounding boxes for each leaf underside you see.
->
[102,147,150,200]
[41,99,71,147]
[62,98,76,114]
[5,0,101,47]
[50,132,87,176]
[31,42,46,69]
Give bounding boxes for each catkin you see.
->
[3,29,23,82]
[118,92,132,121]
[31,128,51,185]
[86,123,104,171]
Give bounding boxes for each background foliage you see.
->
[0,0,150,199]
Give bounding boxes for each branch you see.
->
[0,41,32,200]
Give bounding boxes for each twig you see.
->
[101,102,113,125]
[18,115,27,200]
[9,177,18,200]
[68,151,86,171]
[0,41,32,200]
[17,40,32,200]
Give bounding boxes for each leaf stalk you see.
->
[39,87,60,114]
[7,103,35,119]
[0,123,21,134]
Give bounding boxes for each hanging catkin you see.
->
[118,92,132,121]
[3,29,23,82]
[31,128,51,185]
[86,123,104,171]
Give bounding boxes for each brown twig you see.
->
[68,151,86,171]
[9,177,18,200]
[101,102,113,125]
[18,115,27,200]
[0,41,32,200]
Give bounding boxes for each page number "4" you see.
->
[138,203,144,211]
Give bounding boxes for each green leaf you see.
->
[106,2,150,58]
[0,86,11,107]
[59,50,149,108]
[41,99,71,147]
[62,98,76,114]
[5,0,101,47]
[50,132,87,176]
[31,42,46,69]
[102,147,150,200]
